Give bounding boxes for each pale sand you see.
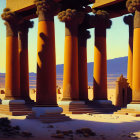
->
[0,87,138,140]
[0,81,128,140]
[0,113,139,140]
[0,85,117,105]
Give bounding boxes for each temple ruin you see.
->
[0,0,140,121]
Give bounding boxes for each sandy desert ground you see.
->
[0,73,120,105]
[0,113,139,140]
[0,85,137,140]
[0,74,133,140]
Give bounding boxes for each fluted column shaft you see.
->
[78,29,89,101]
[18,21,32,101]
[125,0,140,103]
[132,11,140,102]
[93,27,107,100]
[36,10,57,106]
[58,9,84,101]
[128,26,133,88]
[63,22,79,100]
[124,15,134,88]
[5,21,20,99]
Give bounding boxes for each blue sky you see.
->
[0,0,129,73]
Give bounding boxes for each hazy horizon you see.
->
[0,1,130,73]
[0,56,128,88]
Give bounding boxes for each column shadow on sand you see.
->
[6,115,140,140]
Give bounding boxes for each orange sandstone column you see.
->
[1,10,20,100]
[93,27,107,100]
[124,15,134,88]
[31,0,65,120]
[58,9,84,101]
[18,21,34,101]
[63,23,79,101]
[78,29,90,101]
[126,0,140,103]
[36,2,57,106]
[132,11,140,103]
[93,12,112,101]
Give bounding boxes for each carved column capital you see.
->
[58,9,85,36]
[1,8,19,37]
[92,10,112,29]
[18,20,34,50]
[18,20,34,34]
[123,14,134,26]
[78,28,91,41]
[78,28,91,48]
[123,14,134,36]
[89,10,112,37]
[34,0,61,21]
[126,0,140,28]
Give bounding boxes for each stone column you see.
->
[126,1,140,104]
[63,22,79,101]
[30,0,67,120]
[1,9,21,102]
[35,1,58,106]
[123,15,134,88]
[78,28,90,101]
[94,26,107,100]
[58,9,84,101]
[92,11,112,103]
[18,20,33,102]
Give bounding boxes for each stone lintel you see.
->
[6,0,35,12]
[92,0,128,18]
[92,0,124,9]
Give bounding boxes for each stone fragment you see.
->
[76,128,96,137]
[51,133,64,139]
[21,131,32,137]
[48,125,54,128]
[0,90,5,94]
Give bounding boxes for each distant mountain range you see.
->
[57,56,128,75]
[0,56,128,88]
[27,56,128,76]
[28,56,128,79]
[0,56,128,77]
[56,56,128,85]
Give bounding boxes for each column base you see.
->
[0,99,32,116]
[127,104,140,111]
[23,98,35,105]
[58,101,85,105]
[92,100,112,105]
[32,107,63,117]
[58,101,96,114]
[130,101,140,104]
[2,100,25,105]
[27,107,71,123]
[114,104,140,117]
